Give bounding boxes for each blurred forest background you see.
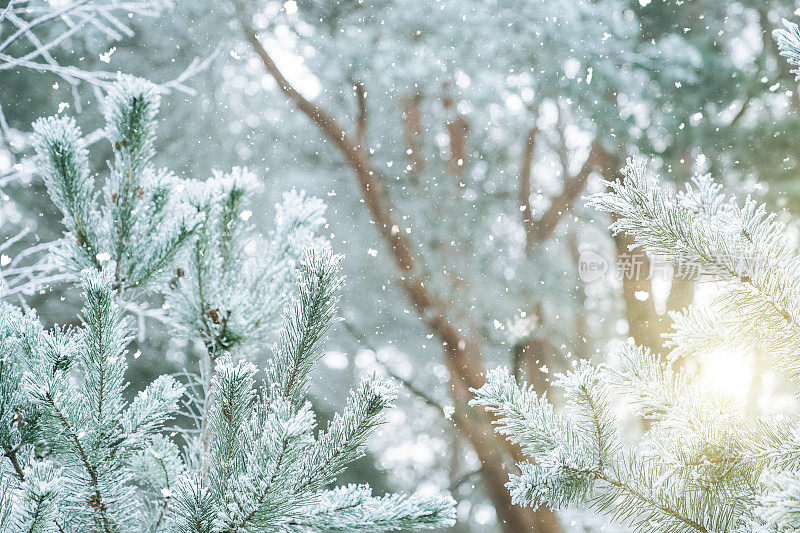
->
[3,0,800,531]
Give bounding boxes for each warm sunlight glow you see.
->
[697,349,754,403]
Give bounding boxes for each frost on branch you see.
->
[166,171,327,355]
[775,19,800,81]
[1,269,184,531]
[473,159,800,531]
[0,76,455,532]
[32,75,203,290]
[166,250,454,532]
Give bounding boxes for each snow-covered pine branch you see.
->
[32,75,204,289]
[589,160,800,382]
[2,269,184,531]
[471,156,800,531]
[470,25,800,524]
[0,76,455,532]
[775,18,800,82]
[0,1,217,305]
[166,251,454,532]
[472,353,780,532]
[166,172,327,357]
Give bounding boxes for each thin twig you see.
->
[340,319,450,418]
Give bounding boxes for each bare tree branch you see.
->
[531,141,605,244]
[238,13,488,386]
[353,80,368,148]
[519,126,539,255]
[398,93,425,180]
[442,92,468,185]
[341,319,452,418]
[554,105,571,175]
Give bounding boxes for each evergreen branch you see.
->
[208,357,256,490]
[590,462,710,533]
[3,444,26,482]
[5,74,456,532]
[589,160,800,381]
[297,377,397,493]
[268,249,343,405]
[13,461,62,533]
[44,390,113,533]
[168,475,215,533]
[470,366,568,456]
[31,115,99,270]
[120,375,185,443]
[294,485,456,531]
[556,361,619,470]
[775,19,800,81]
